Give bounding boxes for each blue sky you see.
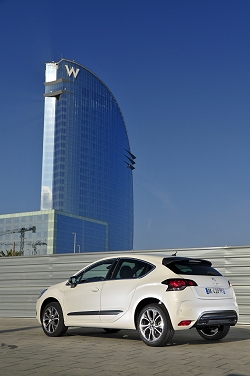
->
[0,0,249,250]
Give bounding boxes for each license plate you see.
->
[205,287,225,295]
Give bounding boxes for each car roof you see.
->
[96,253,210,266]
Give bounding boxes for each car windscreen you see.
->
[164,259,222,276]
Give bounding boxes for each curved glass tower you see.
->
[41,59,134,252]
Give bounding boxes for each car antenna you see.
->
[172,251,177,256]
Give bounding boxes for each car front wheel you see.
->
[138,303,174,347]
[196,325,230,341]
[42,302,68,337]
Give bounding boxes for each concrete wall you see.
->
[0,246,249,324]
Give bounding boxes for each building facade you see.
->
[0,210,109,255]
[0,59,134,255]
[41,59,134,252]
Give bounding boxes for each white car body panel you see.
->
[100,278,140,323]
[63,281,104,325]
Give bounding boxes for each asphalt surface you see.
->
[0,318,249,376]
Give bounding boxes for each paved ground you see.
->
[0,318,249,376]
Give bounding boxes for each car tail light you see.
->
[162,278,197,291]
[178,320,192,326]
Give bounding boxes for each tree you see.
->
[0,249,22,257]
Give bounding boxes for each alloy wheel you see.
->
[139,307,164,342]
[42,305,60,334]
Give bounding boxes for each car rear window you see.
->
[164,259,222,276]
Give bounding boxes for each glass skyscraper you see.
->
[40,59,134,252]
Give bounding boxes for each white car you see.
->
[36,254,239,347]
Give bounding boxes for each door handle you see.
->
[91,288,100,292]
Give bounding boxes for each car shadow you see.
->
[0,326,40,334]
[64,326,250,346]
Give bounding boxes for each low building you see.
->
[0,210,108,255]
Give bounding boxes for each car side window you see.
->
[112,259,154,280]
[77,259,116,284]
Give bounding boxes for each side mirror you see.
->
[68,276,77,288]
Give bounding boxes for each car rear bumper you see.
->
[164,296,239,330]
[193,310,238,327]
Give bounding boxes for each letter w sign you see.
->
[65,65,80,78]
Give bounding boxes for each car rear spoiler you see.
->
[162,257,212,267]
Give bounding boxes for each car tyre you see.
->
[42,302,68,337]
[196,325,230,341]
[138,303,174,347]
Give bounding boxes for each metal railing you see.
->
[0,246,249,324]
